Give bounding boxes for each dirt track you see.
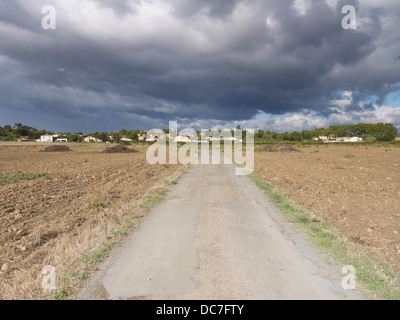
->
[77,152,364,300]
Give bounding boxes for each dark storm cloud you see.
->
[95,0,138,15]
[0,0,399,132]
[172,0,243,18]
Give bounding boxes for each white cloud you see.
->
[293,0,311,16]
[332,90,353,108]
[184,103,400,132]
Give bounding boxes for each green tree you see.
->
[289,131,302,141]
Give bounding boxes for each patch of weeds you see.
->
[266,148,278,152]
[53,286,70,300]
[75,152,100,155]
[110,230,127,238]
[140,188,168,211]
[37,214,50,225]
[107,198,116,208]
[104,222,108,234]
[344,154,354,158]
[78,271,89,280]
[164,179,178,186]
[0,171,52,184]
[88,200,107,209]
[336,166,345,170]
[82,242,114,265]
[6,222,14,228]
[112,212,121,225]
[284,177,290,183]
[75,159,89,165]
[123,216,141,230]
[34,234,44,248]
[23,206,34,213]
[295,214,310,224]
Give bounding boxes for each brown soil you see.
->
[102,144,137,153]
[0,143,182,299]
[264,143,300,152]
[40,145,72,152]
[255,144,400,274]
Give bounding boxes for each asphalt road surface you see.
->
[76,153,364,300]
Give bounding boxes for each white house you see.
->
[120,137,133,142]
[146,130,165,141]
[222,137,238,141]
[174,136,191,143]
[40,135,54,143]
[56,138,68,143]
[84,136,102,143]
[345,137,362,142]
[335,137,363,142]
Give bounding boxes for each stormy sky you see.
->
[0,0,399,133]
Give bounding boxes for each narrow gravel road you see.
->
[76,153,364,300]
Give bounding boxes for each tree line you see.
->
[0,122,398,142]
[255,123,399,142]
[0,123,50,140]
[0,124,146,143]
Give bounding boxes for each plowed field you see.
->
[255,144,400,274]
[0,142,182,299]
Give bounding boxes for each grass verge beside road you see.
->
[250,172,400,300]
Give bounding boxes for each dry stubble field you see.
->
[0,142,182,299]
[254,143,400,275]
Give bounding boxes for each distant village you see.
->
[2,122,399,144]
[24,132,400,144]
[32,131,242,144]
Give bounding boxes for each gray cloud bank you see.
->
[0,0,399,132]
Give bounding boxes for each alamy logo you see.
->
[341,265,356,290]
[40,5,356,31]
[41,5,56,30]
[146,121,254,175]
[41,265,57,291]
[342,5,357,30]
